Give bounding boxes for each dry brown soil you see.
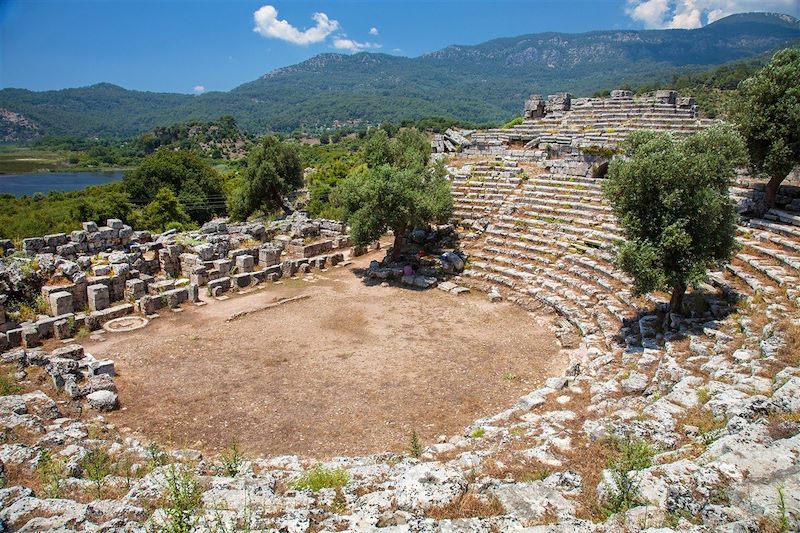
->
[84,251,567,459]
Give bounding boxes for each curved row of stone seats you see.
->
[449,158,645,346]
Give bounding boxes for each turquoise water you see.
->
[0,171,124,197]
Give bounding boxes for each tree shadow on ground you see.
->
[617,285,743,347]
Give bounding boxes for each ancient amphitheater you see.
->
[0,90,798,532]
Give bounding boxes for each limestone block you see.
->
[87,284,110,312]
[22,327,41,348]
[213,259,232,275]
[235,254,254,273]
[48,291,73,316]
[90,359,116,377]
[163,288,188,308]
[53,319,71,340]
[86,390,119,411]
[51,344,84,360]
[125,279,146,300]
[259,245,282,267]
[208,277,231,296]
[233,273,252,289]
[6,328,22,348]
[106,218,124,230]
[82,221,99,232]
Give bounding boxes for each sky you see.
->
[1,0,798,94]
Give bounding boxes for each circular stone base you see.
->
[103,316,149,333]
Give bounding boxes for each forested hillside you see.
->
[0,12,797,139]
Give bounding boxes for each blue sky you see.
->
[1,0,797,94]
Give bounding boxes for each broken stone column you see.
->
[48,291,74,316]
[87,284,110,312]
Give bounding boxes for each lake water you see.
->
[0,171,124,197]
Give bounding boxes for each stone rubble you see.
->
[1,91,799,532]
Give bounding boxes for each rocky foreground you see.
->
[0,282,798,532]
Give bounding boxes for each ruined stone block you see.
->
[208,277,231,296]
[52,344,85,360]
[82,221,99,233]
[189,266,208,287]
[53,319,71,340]
[49,291,73,316]
[6,328,22,348]
[259,244,282,267]
[125,279,146,300]
[233,273,252,289]
[22,327,41,348]
[87,284,110,312]
[213,259,233,275]
[235,254,254,273]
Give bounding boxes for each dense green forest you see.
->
[0,124,415,239]
[0,12,796,140]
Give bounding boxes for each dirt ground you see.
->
[83,251,568,459]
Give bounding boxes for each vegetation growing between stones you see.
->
[157,466,204,533]
[219,440,245,476]
[0,372,23,396]
[601,435,656,515]
[292,463,349,492]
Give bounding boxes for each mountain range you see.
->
[1,12,798,140]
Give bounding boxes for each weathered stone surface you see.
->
[395,463,467,512]
[86,390,119,411]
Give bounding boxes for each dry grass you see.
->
[480,452,553,482]
[562,438,611,521]
[775,318,800,366]
[426,490,505,520]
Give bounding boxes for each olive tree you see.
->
[334,161,452,259]
[603,125,747,318]
[228,135,302,220]
[731,48,800,214]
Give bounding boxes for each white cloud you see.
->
[369,27,379,35]
[193,85,205,94]
[332,38,382,53]
[625,0,797,29]
[253,5,339,45]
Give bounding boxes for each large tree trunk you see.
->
[669,283,687,315]
[663,282,687,331]
[391,230,405,260]
[759,174,784,215]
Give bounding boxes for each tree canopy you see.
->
[730,47,800,212]
[123,148,224,224]
[334,162,452,258]
[603,125,747,317]
[131,187,192,233]
[227,135,302,220]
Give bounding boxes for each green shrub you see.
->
[159,465,203,533]
[80,446,112,498]
[409,430,424,458]
[470,427,486,439]
[292,463,349,492]
[602,435,655,515]
[220,441,245,476]
[36,450,67,498]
